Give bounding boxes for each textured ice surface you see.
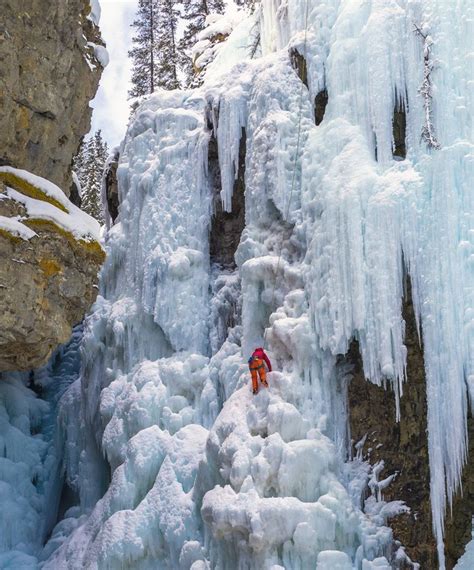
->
[193,6,248,76]
[32,0,473,568]
[0,327,83,566]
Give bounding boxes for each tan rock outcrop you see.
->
[0,169,104,371]
[0,0,104,194]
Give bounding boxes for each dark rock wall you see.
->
[209,129,246,268]
[0,0,105,370]
[347,286,436,568]
[314,89,328,126]
[104,149,120,224]
[289,48,308,88]
[444,413,474,568]
[0,176,104,372]
[393,101,407,159]
[347,282,474,568]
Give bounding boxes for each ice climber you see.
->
[248,347,272,394]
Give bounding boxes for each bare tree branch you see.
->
[414,23,441,150]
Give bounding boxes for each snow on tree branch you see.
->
[414,23,441,150]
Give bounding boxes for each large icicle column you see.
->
[289,0,472,565]
[41,0,472,569]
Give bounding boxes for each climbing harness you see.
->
[262,0,311,350]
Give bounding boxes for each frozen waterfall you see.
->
[1,0,470,568]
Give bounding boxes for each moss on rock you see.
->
[0,170,68,212]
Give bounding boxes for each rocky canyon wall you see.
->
[0,0,105,371]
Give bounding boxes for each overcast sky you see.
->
[90,0,138,149]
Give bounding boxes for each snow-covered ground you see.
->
[0,0,471,568]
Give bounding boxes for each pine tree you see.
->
[179,0,225,86]
[73,131,108,224]
[128,0,159,97]
[72,139,88,200]
[128,0,181,96]
[155,0,181,90]
[234,0,258,10]
[94,130,109,170]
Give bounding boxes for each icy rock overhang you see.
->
[0,167,104,371]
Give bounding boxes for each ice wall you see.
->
[41,0,471,568]
[0,327,82,567]
[42,91,219,569]
[288,1,472,564]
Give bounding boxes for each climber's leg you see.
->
[259,366,268,388]
[250,369,259,394]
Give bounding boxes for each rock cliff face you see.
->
[0,0,104,194]
[0,169,104,372]
[0,0,105,371]
[347,287,436,567]
[347,283,474,568]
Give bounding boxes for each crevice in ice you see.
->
[209,266,242,356]
[207,123,245,354]
[314,89,328,126]
[209,129,246,268]
[53,482,80,538]
[289,49,329,128]
[102,148,119,226]
[392,99,407,160]
[289,48,308,89]
[210,89,249,213]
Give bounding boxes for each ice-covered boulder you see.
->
[0,167,104,371]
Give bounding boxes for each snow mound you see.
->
[87,42,109,67]
[0,215,37,240]
[192,7,250,82]
[0,166,101,243]
[87,0,101,26]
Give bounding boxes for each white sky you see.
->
[90,0,138,149]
